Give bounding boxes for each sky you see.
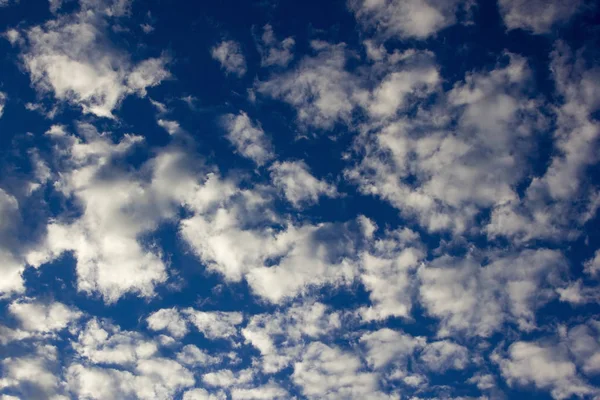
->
[0,0,600,399]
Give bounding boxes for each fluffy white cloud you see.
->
[25,124,170,302]
[242,301,341,373]
[292,342,389,400]
[418,249,568,337]
[147,308,189,338]
[358,228,424,321]
[348,53,546,233]
[486,42,600,242]
[498,0,582,34]
[222,112,274,166]
[360,328,426,371]
[0,91,6,118]
[419,340,469,372]
[183,388,227,400]
[184,309,244,340]
[567,321,600,377]
[349,0,472,39]
[257,41,366,129]
[72,319,158,366]
[231,382,288,400]
[211,40,247,77]
[0,189,26,296]
[257,24,295,67]
[495,340,596,399]
[10,0,170,118]
[8,300,82,333]
[584,250,600,278]
[269,160,337,208]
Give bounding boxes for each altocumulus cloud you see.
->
[0,0,599,399]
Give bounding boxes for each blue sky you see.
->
[0,0,600,399]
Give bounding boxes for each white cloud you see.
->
[231,382,288,400]
[486,42,600,242]
[176,345,221,367]
[269,160,337,208]
[358,228,424,321]
[584,250,600,278]
[257,24,295,67]
[147,308,189,338]
[183,309,243,340]
[567,321,600,377]
[10,0,170,118]
[202,369,253,388]
[495,340,596,399]
[222,112,274,166]
[348,53,547,233]
[8,300,82,333]
[183,389,227,400]
[292,341,389,400]
[360,328,426,371]
[418,249,568,337]
[419,340,469,372]
[257,41,366,130]
[72,319,158,366]
[242,302,341,373]
[0,189,26,296]
[0,91,6,118]
[211,40,247,77]
[25,124,203,302]
[349,0,472,40]
[498,0,582,34]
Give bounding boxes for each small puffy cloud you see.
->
[8,300,82,333]
[349,0,472,40]
[202,368,253,387]
[183,309,244,340]
[147,308,189,338]
[495,340,596,399]
[231,382,288,400]
[360,328,426,371]
[10,2,170,118]
[418,249,568,337]
[257,24,295,67]
[0,91,6,118]
[419,340,469,372]
[498,0,582,34]
[292,342,388,400]
[222,112,274,166]
[257,41,366,130]
[0,189,26,296]
[176,345,221,367]
[242,301,341,373]
[584,250,600,278]
[183,389,227,400]
[72,319,158,366]
[269,160,337,208]
[211,40,247,77]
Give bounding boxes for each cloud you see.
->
[292,342,388,400]
[183,309,244,340]
[358,227,424,321]
[418,249,568,337]
[347,52,548,233]
[147,308,189,338]
[257,24,295,67]
[9,0,170,118]
[0,189,27,296]
[8,300,82,333]
[269,160,337,208]
[584,250,600,278]
[25,124,173,303]
[257,41,365,130]
[211,40,247,77]
[495,340,596,399]
[0,92,6,118]
[486,42,600,242]
[360,328,426,371]
[222,112,274,166]
[349,0,472,40]
[419,340,469,372]
[242,301,341,373]
[498,0,582,34]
